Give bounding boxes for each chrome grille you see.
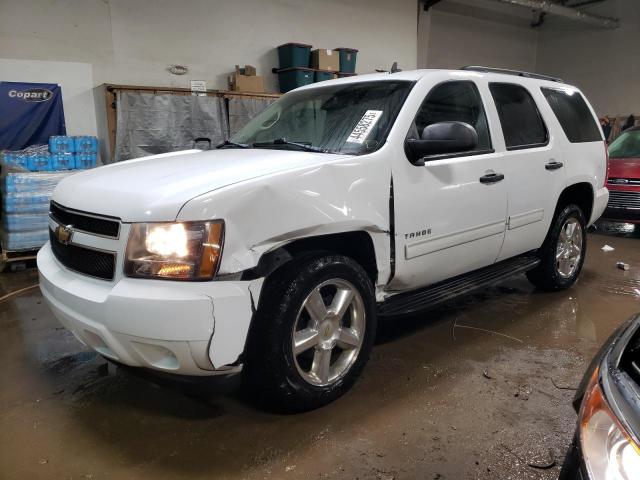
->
[608,178,640,186]
[607,191,640,210]
[49,229,116,280]
[50,201,120,238]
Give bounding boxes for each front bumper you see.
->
[601,187,640,223]
[38,243,262,376]
[602,207,640,223]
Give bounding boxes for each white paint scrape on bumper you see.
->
[37,243,261,376]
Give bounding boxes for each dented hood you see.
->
[52,149,350,222]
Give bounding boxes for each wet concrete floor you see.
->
[1,222,639,480]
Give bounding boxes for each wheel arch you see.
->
[556,182,594,224]
[241,230,379,286]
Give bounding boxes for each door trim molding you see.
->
[405,219,506,259]
[508,208,544,230]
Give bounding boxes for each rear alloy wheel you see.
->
[555,218,584,279]
[245,254,376,412]
[527,204,587,291]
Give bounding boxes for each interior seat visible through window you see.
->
[409,80,492,152]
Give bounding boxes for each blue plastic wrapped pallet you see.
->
[49,136,75,154]
[3,213,50,232]
[4,171,73,193]
[52,153,75,170]
[3,192,52,213]
[27,153,53,171]
[1,230,49,251]
[73,136,98,153]
[75,153,97,169]
[0,160,76,250]
[1,152,29,170]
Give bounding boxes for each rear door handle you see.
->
[479,173,505,184]
[545,161,564,171]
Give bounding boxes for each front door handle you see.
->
[479,173,505,184]
[545,161,564,171]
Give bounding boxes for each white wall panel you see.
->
[0,0,417,135]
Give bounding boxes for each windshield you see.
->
[609,129,640,159]
[230,80,414,155]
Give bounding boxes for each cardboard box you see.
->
[229,64,264,92]
[311,49,339,72]
[235,64,257,76]
[232,74,265,93]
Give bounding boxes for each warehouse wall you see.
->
[418,0,538,72]
[536,0,640,116]
[0,0,417,135]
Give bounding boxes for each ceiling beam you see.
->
[488,0,619,28]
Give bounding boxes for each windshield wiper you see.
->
[252,138,329,153]
[216,140,250,149]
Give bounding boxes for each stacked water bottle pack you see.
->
[2,136,98,172]
[1,171,75,250]
[0,135,98,251]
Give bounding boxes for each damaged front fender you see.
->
[178,152,393,291]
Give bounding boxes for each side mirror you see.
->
[405,121,478,166]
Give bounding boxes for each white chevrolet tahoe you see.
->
[38,67,609,411]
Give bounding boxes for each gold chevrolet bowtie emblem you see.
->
[55,224,74,245]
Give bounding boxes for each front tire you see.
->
[527,204,587,291]
[244,254,377,412]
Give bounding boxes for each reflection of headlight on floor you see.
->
[580,370,640,479]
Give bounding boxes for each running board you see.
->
[378,255,540,317]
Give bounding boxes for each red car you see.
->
[603,126,640,223]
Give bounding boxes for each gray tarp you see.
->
[114,91,229,162]
[228,97,276,137]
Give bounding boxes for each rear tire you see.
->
[527,204,587,291]
[244,254,377,412]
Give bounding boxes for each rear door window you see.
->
[541,87,603,143]
[489,83,548,150]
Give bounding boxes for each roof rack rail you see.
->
[460,66,564,83]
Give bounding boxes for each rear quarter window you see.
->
[541,87,603,143]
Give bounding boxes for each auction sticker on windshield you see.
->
[347,110,383,144]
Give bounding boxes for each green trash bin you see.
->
[277,43,312,69]
[314,70,334,82]
[334,48,358,74]
[277,67,315,93]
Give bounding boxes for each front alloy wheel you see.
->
[245,254,376,412]
[292,279,365,387]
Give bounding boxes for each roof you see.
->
[296,68,575,91]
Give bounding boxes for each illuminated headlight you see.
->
[580,369,640,479]
[124,221,224,280]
